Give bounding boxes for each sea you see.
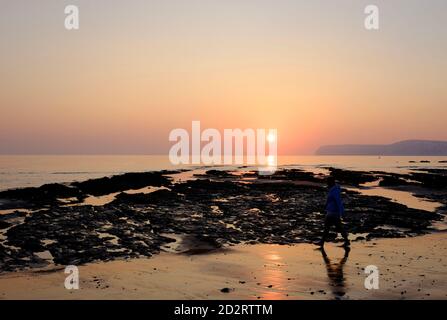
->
[1,155,446,191]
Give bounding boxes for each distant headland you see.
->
[315,140,447,156]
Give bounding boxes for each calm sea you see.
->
[0,155,446,191]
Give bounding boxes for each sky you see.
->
[0,0,446,155]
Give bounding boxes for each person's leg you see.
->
[335,218,350,246]
[320,216,332,246]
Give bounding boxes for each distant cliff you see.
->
[315,140,447,156]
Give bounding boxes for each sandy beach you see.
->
[1,165,446,300]
[1,233,446,300]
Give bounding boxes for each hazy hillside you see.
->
[315,140,447,156]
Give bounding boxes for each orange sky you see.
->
[1,0,446,154]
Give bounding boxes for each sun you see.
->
[267,133,276,143]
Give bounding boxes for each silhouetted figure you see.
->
[321,246,350,299]
[319,176,350,248]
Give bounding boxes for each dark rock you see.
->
[0,183,81,208]
[0,220,11,229]
[378,175,412,187]
[327,168,376,186]
[111,189,182,205]
[0,168,443,273]
[258,169,321,182]
[409,170,447,189]
[72,172,171,196]
[202,170,234,177]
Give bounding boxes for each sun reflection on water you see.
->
[258,250,287,299]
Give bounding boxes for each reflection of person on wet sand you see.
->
[321,247,350,298]
[318,176,350,248]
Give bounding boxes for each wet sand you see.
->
[1,167,445,299]
[1,233,446,300]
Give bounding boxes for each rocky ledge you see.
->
[0,168,445,272]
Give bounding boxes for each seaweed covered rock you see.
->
[72,172,172,196]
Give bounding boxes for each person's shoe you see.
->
[314,241,325,249]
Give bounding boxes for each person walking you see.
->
[319,176,350,248]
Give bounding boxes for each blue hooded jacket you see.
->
[325,184,345,217]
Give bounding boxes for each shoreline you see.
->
[0,166,446,299]
[1,233,446,300]
[1,167,446,273]
[1,155,447,192]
